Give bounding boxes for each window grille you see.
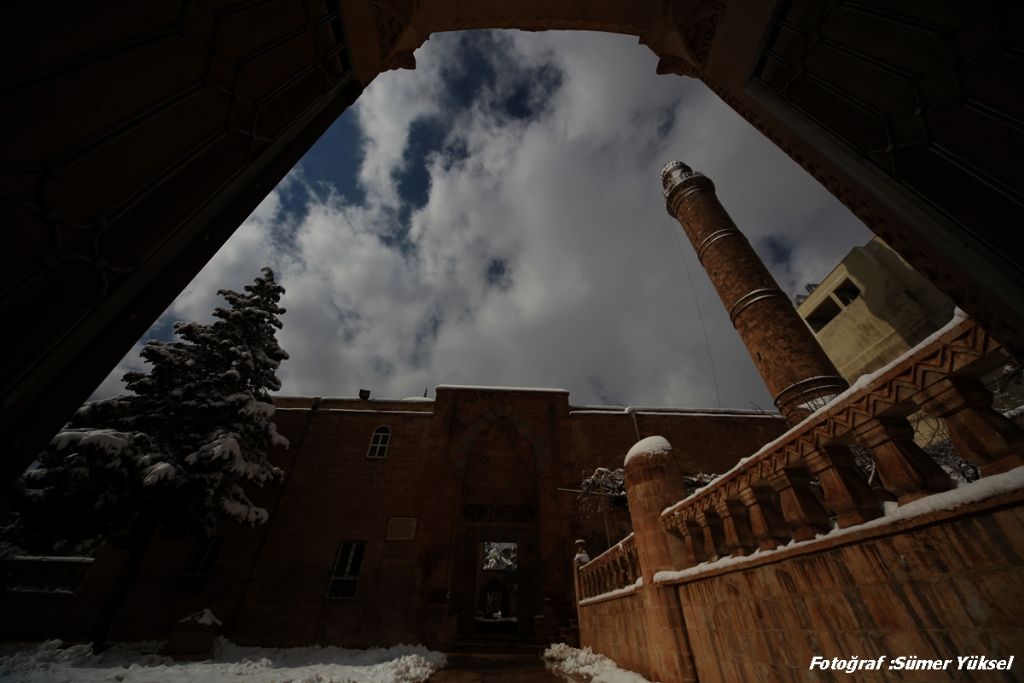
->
[327,540,366,599]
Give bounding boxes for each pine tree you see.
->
[2,267,290,648]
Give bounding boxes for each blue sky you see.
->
[93,30,870,409]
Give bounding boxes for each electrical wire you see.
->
[670,224,722,408]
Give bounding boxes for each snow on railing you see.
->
[576,533,639,602]
[658,316,1022,572]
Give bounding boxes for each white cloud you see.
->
[92,30,870,410]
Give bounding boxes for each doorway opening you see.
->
[474,541,519,634]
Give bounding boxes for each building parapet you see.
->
[576,533,639,602]
[659,314,1020,566]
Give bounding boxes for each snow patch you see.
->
[543,643,653,683]
[179,608,222,627]
[624,436,672,466]
[578,576,645,606]
[50,429,133,455]
[0,639,446,683]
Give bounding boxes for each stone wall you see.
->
[669,490,1024,682]
[577,590,650,676]
[577,487,1024,683]
[1,388,783,650]
[576,320,1024,682]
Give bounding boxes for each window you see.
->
[366,426,390,458]
[481,542,518,571]
[833,278,861,305]
[327,540,366,599]
[805,297,841,332]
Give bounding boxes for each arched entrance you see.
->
[449,416,542,642]
[3,0,1021,494]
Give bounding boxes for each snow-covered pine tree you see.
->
[2,267,290,650]
[116,265,290,539]
[5,268,290,554]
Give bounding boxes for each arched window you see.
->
[366,426,390,458]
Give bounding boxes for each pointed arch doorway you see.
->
[448,416,542,642]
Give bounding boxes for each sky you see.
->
[92,30,870,410]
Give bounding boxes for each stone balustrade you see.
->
[576,533,639,601]
[660,316,1022,561]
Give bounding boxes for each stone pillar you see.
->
[623,436,698,682]
[661,161,848,423]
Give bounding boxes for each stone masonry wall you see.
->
[668,491,1024,682]
[578,591,651,677]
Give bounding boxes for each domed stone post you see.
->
[661,161,848,423]
[624,436,697,682]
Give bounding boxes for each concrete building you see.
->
[795,237,955,383]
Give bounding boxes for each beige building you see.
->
[796,237,955,382]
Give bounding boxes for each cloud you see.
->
[92,30,869,410]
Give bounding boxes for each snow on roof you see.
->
[570,407,780,418]
[625,436,672,465]
[436,384,570,393]
[401,397,434,402]
[315,409,435,416]
[656,464,1024,584]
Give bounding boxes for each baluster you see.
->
[615,554,628,587]
[914,376,1024,476]
[697,508,728,561]
[804,443,883,528]
[857,417,953,504]
[738,485,790,550]
[767,467,831,541]
[627,547,639,582]
[714,498,758,556]
[675,516,710,566]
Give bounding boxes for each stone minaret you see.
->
[661,160,847,423]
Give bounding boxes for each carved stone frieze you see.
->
[369,0,413,70]
[662,318,1001,540]
[462,503,536,524]
[681,1,724,66]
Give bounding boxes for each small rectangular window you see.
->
[833,278,861,305]
[805,297,841,332]
[327,540,366,599]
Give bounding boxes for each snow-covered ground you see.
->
[0,638,446,682]
[543,644,653,683]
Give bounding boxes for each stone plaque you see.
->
[385,516,417,541]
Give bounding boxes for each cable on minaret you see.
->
[668,218,722,409]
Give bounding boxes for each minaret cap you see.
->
[660,160,703,198]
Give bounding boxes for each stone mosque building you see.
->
[3,2,1023,682]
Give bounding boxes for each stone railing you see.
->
[660,316,1022,564]
[577,534,640,601]
[1,555,94,595]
